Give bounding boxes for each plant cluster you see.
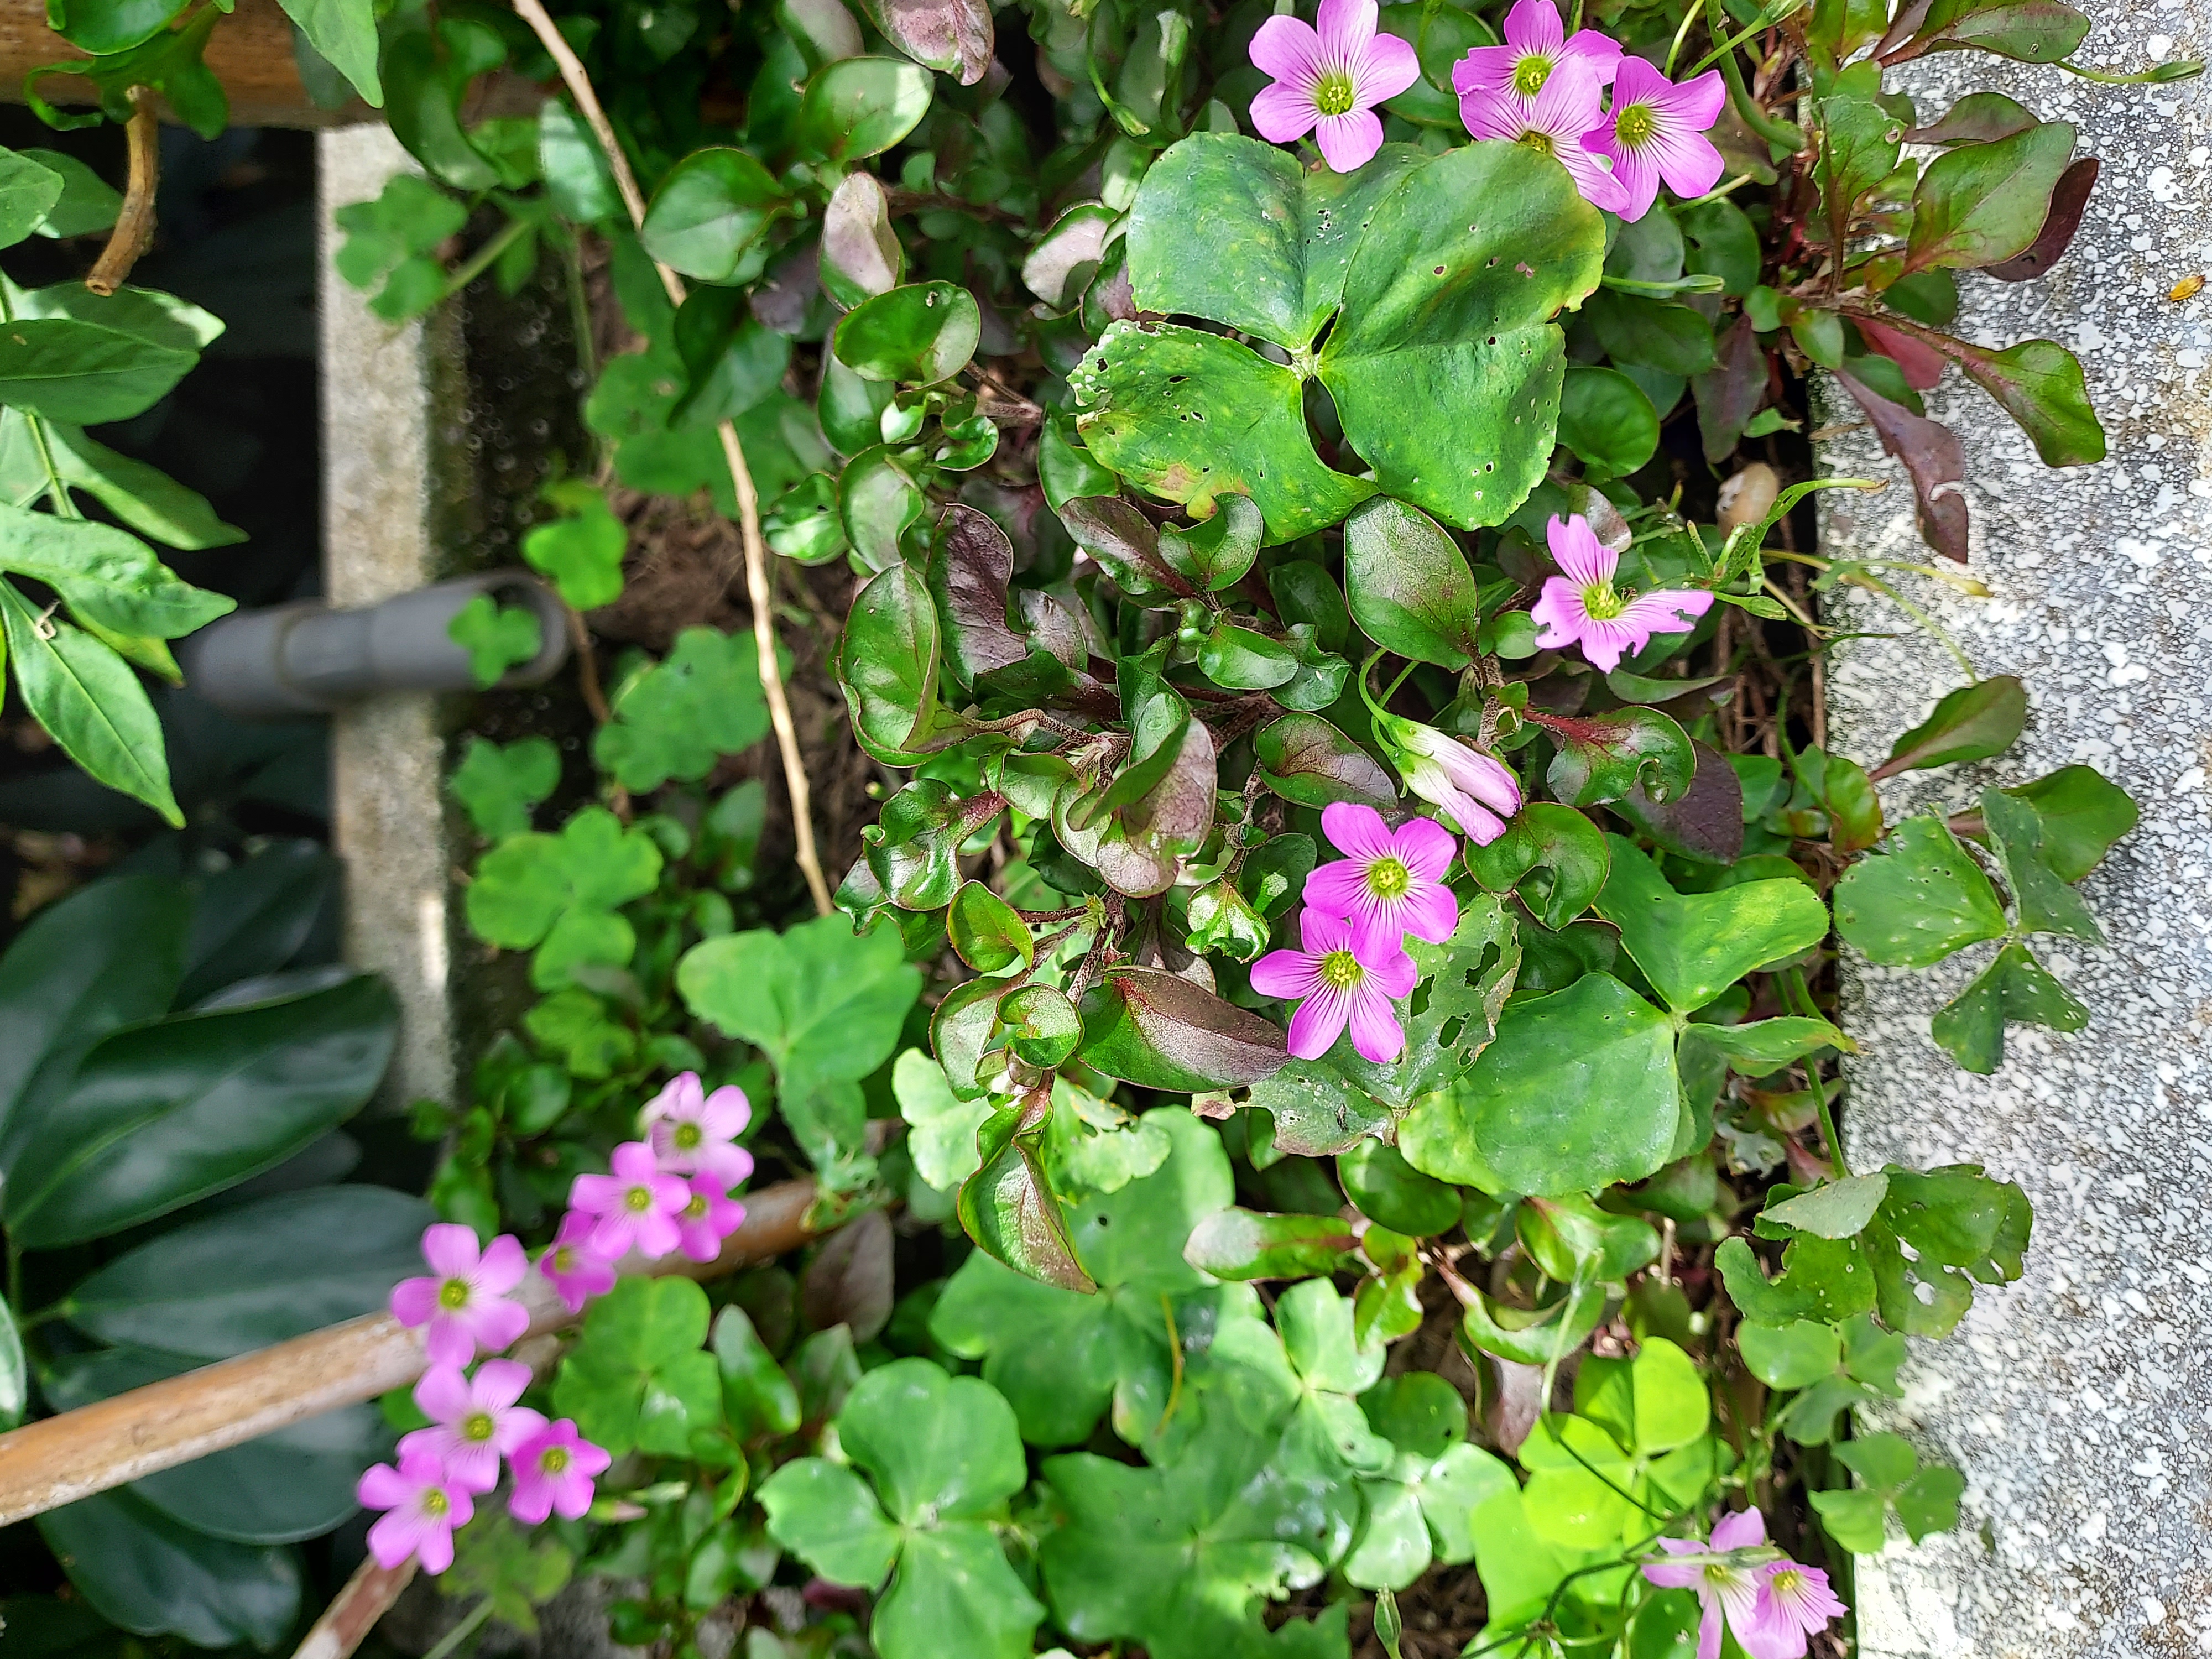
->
[0,0,2185,1651]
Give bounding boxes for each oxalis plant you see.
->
[0,0,2182,1654]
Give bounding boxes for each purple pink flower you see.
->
[1458,60,1627,216]
[508,1418,613,1525]
[1369,713,1522,846]
[1251,907,1418,1064]
[643,1072,757,1190]
[1531,513,1713,673]
[1248,0,1420,174]
[1451,0,1619,104]
[1305,803,1460,959]
[673,1173,746,1264]
[1752,1559,1849,1659]
[1582,55,1726,222]
[389,1224,531,1368]
[357,1448,474,1574]
[538,1209,618,1315]
[399,1359,547,1495]
[570,1140,691,1262]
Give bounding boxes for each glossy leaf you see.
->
[1882,0,2089,64]
[1593,837,1830,1013]
[1318,143,1605,529]
[834,281,980,385]
[819,171,905,309]
[1903,122,2078,273]
[0,584,178,823]
[1874,675,2028,778]
[1077,966,1289,1091]
[1545,709,1695,808]
[1125,133,1424,351]
[1339,1138,1457,1237]
[1253,714,1397,810]
[1557,364,1658,479]
[0,149,63,248]
[65,1185,432,1358]
[854,0,992,84]
[1400,974,1678,1197]
[640,148,788,281]
[1986,156,2098,280]
[1159,493,1264,592]
[838,562,953,763]
[4,975,398,1248]
[0,317,196,425]
[1183,1208,1355,1280]
[797,57,935,163]
[1834,815,2008,967]
[959,1118,1094,1292]
[1342,496,1483,669]
[1072,322,1374,542]
[948,880,1032,975]
[1463,801,1610,930]
[39,1489,300,1648]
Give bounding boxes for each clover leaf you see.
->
[447,593,542,688]
[463,805,664,990]
[551,1277,722,1457]
[760,1359,1044,1659]
[592,627,779,792]
[449,735,560,841]
[1344,1374,1526,1594]
[521,479,627,609]
[1808,1432,1963,1553]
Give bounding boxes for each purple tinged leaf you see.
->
[1693,316,1765,465]
[1834,368,1970,563]
[818,172,905,309]
[1902,90,2038,147]
[958,1119,1094,1292]
[1056,495,1187,602]
[801,1209,895,1342]
[1253,714,1397,810]
[926,505,1027,687]
[1077,966,1289,1091]
[1540,708,1697,808]
[1881,0,2089,67]
[1986,156,2098,281]
[1613,740,1746,865]
[1183,1209,1357,1281]
[1863,317,2104,466]
[1902,122,2078,275]
[855,0,994,85]
[1872,676,2028,780]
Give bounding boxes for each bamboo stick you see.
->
[0,1177,818,1528]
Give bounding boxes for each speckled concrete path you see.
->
[1819,8,2212,1655]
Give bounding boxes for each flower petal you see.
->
[1530,577,1586,648]
[1356,29,1420,102]
[1249,13,1322,84]
[413,1364,473,1423]
[389,1276,440,1327]
[1615,587,1714,636]
[1451,43,1513,97]
[1253,79,1323,143]
[424,1317,477,1369]
[1645,120,1726,202]
[1559,26,1622,83]
[472,1358,533,1411]
[1527,58,1604,139]
[1347,986,1405,1063]
[1502,0,1562,55]
[1660,66,1728,132]
[1322,801,1396,864]
[475,1234,528,1293]
[1559,143,1630,215]
[1392,815,1457,880]
[701,1086,752,1138]
[1314,108,1385,172]
[1305,858,1373,921]
[419,1223,481,1280]
[1251,948,1321,1000]
[1361,940,1419,999]
[1287,988,1350,1058]
[570,1172,623,1214]
[1458,87,1523,142]
[366,1507,429,1571]
[356,1462,413,1511]
[1300,906,1357,956]
[469,1296,531,1355]
[1711,1508,1769,1551]
[1695,1603,1724,1659]
[1316,0,1377,64]
[1605,140,1662,221]
[1400,880,1460,945]
[1546,513,1616,587]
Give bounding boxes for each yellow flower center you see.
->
[1511,54,1550,98]
[437,1277,471,1310]
[683,1194,709,1222]
[624,1185,655,1212]
[672,1121,702,1150]
[1772,1568,1804,1596]
[1314,70,1357,117]
[1517,129,1556,158]
[1366,857,1411,900]
[552,1245,576,1272]
[541,1445,571,1474]
[1320,950,1364,989]
[424,1488,450,1517]
[1616,102,1657,147]
[1582,582,1624,620]
[464,1411,495,1443]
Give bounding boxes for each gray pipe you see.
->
[179,571,571,719]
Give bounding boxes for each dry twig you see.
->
[84,87,159,296]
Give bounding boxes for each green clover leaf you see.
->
[463,806,664,991]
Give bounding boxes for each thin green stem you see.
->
[1814,1081,1848,1178]
[2056,56,2204,85]
[421,1596,498,1659]
[437,213,537,306]
[1700,0,1803,152]
[1663,0,1702,76]
[1687,0,1803,76]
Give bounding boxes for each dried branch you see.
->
[507,0,834,915]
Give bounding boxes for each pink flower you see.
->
[1750,1559,1848,1659]
[1530,513,1713,672]
[1458,61,1627,214]
[538,1210,619,1315]
[1451,0,1620,103]
[570,1141,691,1261]
[1371,714,1522,846]
[389,1224,531,1368]
[1305,802,1460,958]
[1251,907,1418,1065]
[673,1172,747,1264]
[1248,0,1420,174]
[1581,55,1726,222]
[357,1448,473,1574]
[508,1418,612,1524]
[1641,1508,1775,1659]
[399,1359,547,1495]
[643,1072,755,1190]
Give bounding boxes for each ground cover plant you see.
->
[0,0,2184,1652]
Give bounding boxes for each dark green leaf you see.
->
[1929,939,2086,1073]
[1557,364,1658,479]
[1342,495,1483,669]
[1339,1138,1457,1236]
[1399,974,1677,1197]
[1463,801,1610,930]
[1159,493,1263,592]
[1125,132,1425,351]
[1593,837,1829,1013]
[1904,122,2078,273]
[1979,787,2100,942]
[1546,709,1695,808]
[1254,713,1398,810]
[1884,0,2089,65]
[834,281,981,385]
[998,985,1083,1067]
[1714,1233,1877,1324]
[4,975,397,1248]
[1517,1193,1659,1281]
[1833,816,2007,967]
[1072,322,1375,543]
[551,1276,721,1457]
[1585,290,1715,377]
[2000,765,2136,881]
[1182,1208,1355,1280]
[0,150,64,249]
[0,501,233,638]
[1875,675,2028,777]
[0,582,178,823]
[594,627,771,791]
[39,1489,299,1648]
[639,148,789,283]
[1077,966,1289,1091]
[959,1118,1094,1292]
[1317,142,1606,529]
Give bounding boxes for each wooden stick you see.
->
[509,0,834,916]
[84,86,158,296]
[291,1557,418,1659]
[0,1177,818,1529]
